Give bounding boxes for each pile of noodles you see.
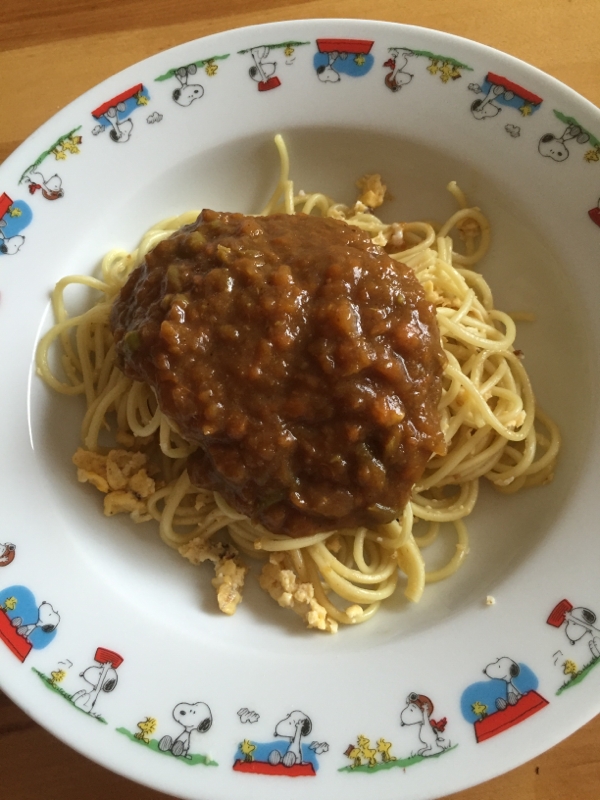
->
[36,135,560,632]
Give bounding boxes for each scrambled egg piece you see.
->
[421,279,444,306]
[104,490,148,521]
[356,173,387,209]
[259,552,338,633]
[72,448,155,522]
[389,223,404,248]
[345,604,365,621]
[371,230,388,246]
[178,538,247,616]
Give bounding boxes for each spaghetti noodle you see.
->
[36,135,560,632]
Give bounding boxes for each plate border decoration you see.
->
[0,18,599,800]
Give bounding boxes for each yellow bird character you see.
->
[344,741,363,768]
[240,739,256,762]
[376,738,396,762]
[135,717,158,744]
[356,735,377,767]
[50,669,66,686]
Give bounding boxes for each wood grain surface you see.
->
[1,1,599,798]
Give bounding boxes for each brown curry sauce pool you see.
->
[111,210,446,537]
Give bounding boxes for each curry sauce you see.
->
[111,210,446,537]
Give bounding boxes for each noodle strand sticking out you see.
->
[36,134,560,633]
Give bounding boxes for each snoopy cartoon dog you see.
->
[248,46,280,90]
[0,219,25,255]
[158,702,213,759]
[268,710,312,767]
[484,657,525,710]
[562,606,600,658]
[172,65,204,106]
[400,693,449,757]
[0,542,16,567]
[316,50,345,83]
[11,601,60,641]
[538,123,590,162]
[470,82,514,120]
[71,662,118,716]
[383,48,414,92]
[103,104,134,143]
[25,170,64,201]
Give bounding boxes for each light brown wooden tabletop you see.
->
[1,1,599,798]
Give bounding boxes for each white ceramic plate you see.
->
[0,19,599,800]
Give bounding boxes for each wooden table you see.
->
[1,1,599,798]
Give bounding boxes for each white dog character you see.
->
[562,607,600,658]
[538,124,589,162]
[400,693,449,756]
[70,648,123,717]
[470,83,514,120]
[26,170,64,201]
[268,710,312,767]
[484,657,524,710]
[0,542,16,566]
[316,51,343,83]
[0,219,25,255]
[248,46,280,90]
[71,663,118,715]
[103,104,134,143]
[158,701,213,759]
[172,65,204,106]
[383,48,414,92]
[11,601,60,641]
